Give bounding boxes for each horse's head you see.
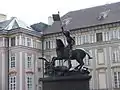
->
[38,57,53,69]
[56,39,65,48]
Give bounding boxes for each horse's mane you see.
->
[56,39,65,48]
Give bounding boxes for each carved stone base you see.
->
[39,74,91,90]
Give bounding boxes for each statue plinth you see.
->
[39,73,91,90]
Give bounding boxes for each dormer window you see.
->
[62,17,72,26]
[98,9,110,20]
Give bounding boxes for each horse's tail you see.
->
[38,57,49,63]
[85,52,92,59]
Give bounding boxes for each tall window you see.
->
[9,75,16,90]
[36,40,41,49]
[98,71,106,89]
[84,55,90,65]
[46,41,50,49]
[112,47,119,63]
[90,34,94,43]
[33,40,36,48]
[85,35,89,43]
[114,72,120,88]
[109,31,113,40]
[77,36,81,45]
[113,30,118,39]
[0,37,3,47]
[16,36,19,45]
[82,35,85,44]
[104,31,109,41]
[22,36,25,46]
[10,53,16,68]
[26,75,33,90]
[96,32,103,42]
[11,37,15,46]
[4,37,8,47]
[97,49,104,64]
[27,55,32,68]
[27,38,31,47]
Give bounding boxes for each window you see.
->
[113,30,118,39]
[33,40,36,48]
[114,72,120,88]
[22,36,25,46]
[50,40,53,49]
[90,34,94,43]
[45,41,50,49]
[112,48,119,63]
[77,36,81,45]
[26,76,32,90]
[97,49,104,64]
[109,31,113,40]
[11,37,15,46]
[16,36,19,45]
[85,35,89,43]
[10,54,16,68]
[27,55,32,68]
[98,72,106,89]
[36,40,41,49]
[98,9,110,20]
[82,35,85,44]
[119,30,120,38]
[104,32,109,41]
[27,38,31,47]
[46,41,48,49]
[9,75,16,90]
[84,55,90,65]
[4,37,8,47]
[96,33,103,42]
[0,37,3,47]
[52,40,56,48]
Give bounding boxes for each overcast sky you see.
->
[0,0,120,25]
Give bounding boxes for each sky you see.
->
[0,0,120,25]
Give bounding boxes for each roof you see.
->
[45,2,120,34]
[31,22,49,32]
[0,17,33,31]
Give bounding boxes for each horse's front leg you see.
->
[74,65,80,70]
[51,57,57,66]
[78,62,84,70]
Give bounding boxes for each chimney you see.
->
[0,14,7,22]
[48,16,54,25]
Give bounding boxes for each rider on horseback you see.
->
[62,30,75,69]
[63,30,75,58]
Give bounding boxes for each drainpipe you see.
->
[7,36,9,90]
[41,34,44,78]
[5,30,9,90]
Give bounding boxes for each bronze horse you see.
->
[51,39,92,70]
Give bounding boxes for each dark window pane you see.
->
[96,33,103,42]
[11,37,15,46]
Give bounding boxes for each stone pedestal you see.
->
[40,74,91,90]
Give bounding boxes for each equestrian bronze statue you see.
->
[52,39,92,70]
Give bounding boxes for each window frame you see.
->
[96,32,103,42]
[9,75,16,90]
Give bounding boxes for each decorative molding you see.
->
[25,70,34,74]
[9,70,17,74]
